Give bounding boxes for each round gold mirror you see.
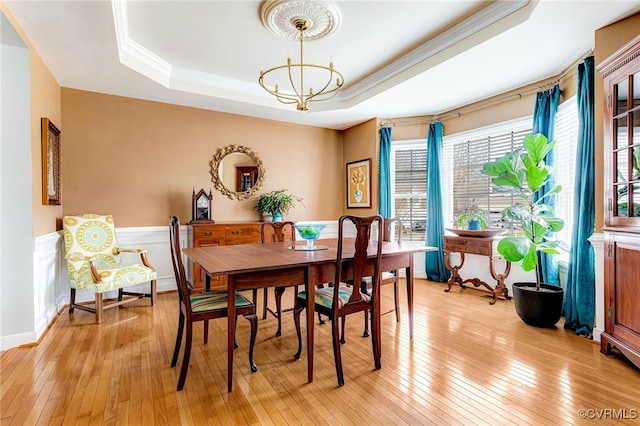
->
[210,145,265,200]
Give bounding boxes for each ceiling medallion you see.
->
[259,0,344,111]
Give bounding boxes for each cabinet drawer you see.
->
[444,236,492,256]
[224,225,261,244]
[193,226,223,239]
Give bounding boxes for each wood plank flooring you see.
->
[1,280,639,425]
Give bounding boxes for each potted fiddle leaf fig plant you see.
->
[455,208,489,230]
[254,189,303,222]
[481,133,565,327]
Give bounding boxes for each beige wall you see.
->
[386,73,577,142]
[342,118,380,216]
[60,89,344,227]
[1,2,62,237]
[594,12,640,233]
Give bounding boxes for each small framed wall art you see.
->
[41,117,61,205]
[346,158,371,208]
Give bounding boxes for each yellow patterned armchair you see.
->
[63,214,157,322]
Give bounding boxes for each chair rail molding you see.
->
[1,220,429,351]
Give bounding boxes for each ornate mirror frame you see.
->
[210,145,266,200]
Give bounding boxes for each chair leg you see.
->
[151,279,157,306]
[316,284,325,324]
[293,300,304,360]
[332,316,345,387]
[171,311,185,367]
[360,281,370,337]
[234,314,239,349]
[95,293,103,323]
[340,316,346,344]
[177,320,193,391]
[393,280,400,323]
[274,286,286,337]
[371,306,382,371]
[363,310,370,338]
[262,288,269,319]
[69,289,76,314]
[245,313,258,373]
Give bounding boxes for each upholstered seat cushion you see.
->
[298,285,370,309]
[67,261,156,292]
[189,291,253,313]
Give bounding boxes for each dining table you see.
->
[183,237,437,392]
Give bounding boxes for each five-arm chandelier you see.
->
[259,0,344,112]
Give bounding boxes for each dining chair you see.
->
[261,221,296,336]
[293,214,384,386]
[360,217,403,337]
[169,216,258,391]
[63,214,157,323]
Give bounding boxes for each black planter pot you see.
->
[512,282,564,328]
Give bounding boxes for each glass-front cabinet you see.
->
[604,47,640,226]
[598,35,640,370]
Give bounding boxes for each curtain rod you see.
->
[380,49,594,128]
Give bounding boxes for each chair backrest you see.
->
[169,216,191,309]
[335,214,384,310]
[63,214,121,274]
[261,221,296,243]
[383,218,402,243]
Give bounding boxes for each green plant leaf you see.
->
[525,164,548,192]
[503,204,531,222]
[497,237,531,262]
[521,245,538,271]
[545,216,565,232]
[523,133,554,163]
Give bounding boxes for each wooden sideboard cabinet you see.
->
[190,222,266,290]
[598,35,640,369]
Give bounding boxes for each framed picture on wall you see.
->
[346,158,371,208]
[41,117,61,205]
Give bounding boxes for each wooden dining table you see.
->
[183,237,437,392]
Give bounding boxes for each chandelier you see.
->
[259,1,344,111]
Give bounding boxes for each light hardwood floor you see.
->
[1,280,639,425]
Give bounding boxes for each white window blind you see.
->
[554,97,578,252]
[443,117,532,234]
[391,142,426,241]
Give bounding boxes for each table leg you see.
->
[406,256,414,340]
[443,251,466,292]
[204,275,210,344]
[227,276,236,393]
[488,256,512,305]
[305,267,314,383]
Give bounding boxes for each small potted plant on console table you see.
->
[254,189,303,222]
[482,133,565,327]
[455,208,489,230]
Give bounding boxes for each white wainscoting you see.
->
[6,220,432,351]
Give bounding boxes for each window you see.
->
[442,117,532,234]
[553,97,578,254]
[388,99,578,251]
[441,102,578,255]
[391,141,427,241]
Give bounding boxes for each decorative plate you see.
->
[445,228,507,238]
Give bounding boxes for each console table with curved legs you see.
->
[443,235,511,304]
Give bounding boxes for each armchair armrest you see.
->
[116,247,156,271]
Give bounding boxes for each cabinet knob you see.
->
[204,231,213,236]
[231,230,240,235]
